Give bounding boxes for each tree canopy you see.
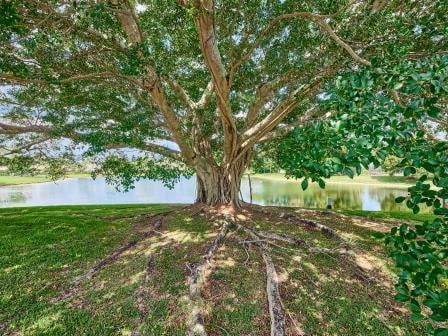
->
[0,0,445,202]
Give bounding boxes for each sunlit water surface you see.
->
[0,176,414,211]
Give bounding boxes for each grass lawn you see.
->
[339,209,437,223]
[0,204,428,335]
[0,174,91,186]
[252,173,416,188]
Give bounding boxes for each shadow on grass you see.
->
[0,204,426,335]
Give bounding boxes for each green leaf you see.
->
[395,196,406,203]
[372,232,385,239]
[330,157,342,164]
[403,167,415,176]
[434,208,448,215]
[411,312,424,322]
[301,178,309,191]
[410,300,421,314]
[317,178,326,189]
[413,205,420,214]
[395,293,409,302]
[434,328,448,336]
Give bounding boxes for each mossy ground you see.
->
[0,204,426,335]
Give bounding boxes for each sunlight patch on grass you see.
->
[0,204,426,335]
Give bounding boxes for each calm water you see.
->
[0,176,411,211]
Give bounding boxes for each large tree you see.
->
[0,0,444,207]
[1,1,448,334]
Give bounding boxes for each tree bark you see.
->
[195,158,247,208]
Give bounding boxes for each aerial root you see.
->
[51,209,173,304]
[236,224,286,336]
[186,220,231,336]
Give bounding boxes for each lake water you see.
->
[0,176,411,211]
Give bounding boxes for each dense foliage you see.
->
[277,54,448,333]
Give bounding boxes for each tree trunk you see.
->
[195,160,247,208]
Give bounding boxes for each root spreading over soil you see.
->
[186,219,231,336]
[49,204,406,335]
[52,212,169,304]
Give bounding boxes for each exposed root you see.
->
[132,255,155,336]
[256,230,309,248]
[247,205,348,246]
[282,214,347,246]
[51,204,382,335]
[186,219,231,336]
[88,238,141,278]
[254,229,344,255]
[262,247,286,336]
[237,224,286,336]
[236,217,379,334]
[234,236,251,265]
[248,209,379,284]
[254,228,375,283]
[52,210,172,304]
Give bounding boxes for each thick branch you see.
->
[314,18,371,66]
[0,122,52,135]
[110,1,195,162]
[195,80,214,110]
[230,10,370,79]
[166,79,214,112]
[0,74,47,86]
[240,80,322,152]
[0,137,51,155]
[166,78,196,111]
[193,0,237,160]
[245,74,298,129]
[0,121,184,162]
[258,107,326,142]
[112,0,144,44]
[148,81,195,163]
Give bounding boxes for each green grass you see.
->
[339,209,437,223]
[0,174,91,186]
[0,204,426,335]
[252,173,415,188]
[0,175,53,186]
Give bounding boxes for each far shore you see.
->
[249,173,415,188]
[0,172,415,189]
[0,174,91,187]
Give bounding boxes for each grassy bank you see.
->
[0,204,427,335]
[252,173,415,188]
[0,174,90,187]
[339,209,436,223]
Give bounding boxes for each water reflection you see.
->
[239,178,410,211]
[0,176,414,212]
